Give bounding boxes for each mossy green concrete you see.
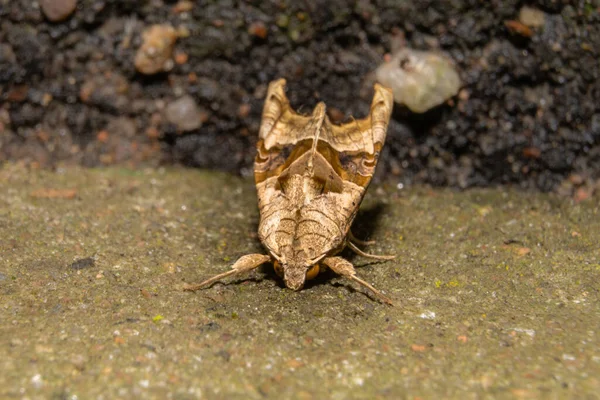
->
[1,164,599,399]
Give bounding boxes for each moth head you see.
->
[274,261,320,291]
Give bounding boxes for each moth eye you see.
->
[273,260,284,278]
[305,264,320,280]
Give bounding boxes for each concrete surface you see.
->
[1,164,599,399]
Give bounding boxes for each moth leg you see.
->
[322,257,394,305]
[347,241,396,261]
[349,231,376,246]
[183,254,271,292]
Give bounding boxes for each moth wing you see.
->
[254,80,318,252]
[320,83,394,190]
[307,84,394,240]
[253,79,393,260]
[254,79,319,184]
[255,79,393,191]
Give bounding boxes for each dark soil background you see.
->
[1,0,599,194]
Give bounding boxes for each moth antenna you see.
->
[347,241,396,260]
[322,256,394,306]
[348,274,395,306]
[348,230,376,246]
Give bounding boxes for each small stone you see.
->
[166,95,203,131]
[411,344,427,352]
[96,130,109,143]
[6,85,29,102]
[146,126,160,139]
[31,374,44,389]
[79,72,130,111]
[504,20,533,38]
[163,262,177,274]
[519,6,545,28]
[135,25,178,75]
[41,93,53,106]
[216,350,231,362]
[522,147,541,159]
[199,322,221,332]
[0,43,16,64]
[70,257,95,270]
[568,174,584,185]
[71,354,87,371]
[238,103,251,118]
[174,51,188,65]
[172,0,194,13]
[30,188,77,199]
[574,187,591,203]
[248,21,268,39]
[327,107,345,123]
[40,0,77,22]
[375,48,461,113]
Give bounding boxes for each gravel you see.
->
[0,1,598,194]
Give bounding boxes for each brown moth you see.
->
[185,79,395,304]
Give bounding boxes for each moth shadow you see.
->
[301,268,336,291]
[225,276,267,287]
[259,263,284,288]
[349,203,389,248]
[327,280,374,299]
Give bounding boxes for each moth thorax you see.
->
[273,261,320,281]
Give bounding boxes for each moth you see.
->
[185,79,395,304]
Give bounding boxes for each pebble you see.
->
[375,48,460,113]
[504,20,533,38]
[248,21,268,39]
[134,25,178,75]
[166,95,204,131]
[40,0,77,22]
[172,0,194,13]
[519,6,545,28]
[30,374,44,389]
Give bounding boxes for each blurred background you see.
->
[0,0,598,197]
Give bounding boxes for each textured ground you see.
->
[1,1,599,194]
[1,164,599,399]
